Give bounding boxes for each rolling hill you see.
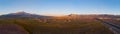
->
[0,12,118,34]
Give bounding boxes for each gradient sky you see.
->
[0,0,120,16]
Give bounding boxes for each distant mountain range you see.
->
[0,11,52,18]
[66,14,120,19]
[0,11,120,19]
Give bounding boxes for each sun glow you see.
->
[42,13,68,16]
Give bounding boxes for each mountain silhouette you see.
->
[0,11,119,19]
[0,11,52,18]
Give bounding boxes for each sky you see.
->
[0,0,120,16]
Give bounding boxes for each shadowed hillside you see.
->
[0,24,29,34]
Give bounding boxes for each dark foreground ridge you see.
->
[96,18,120,34]
[0,24,29,34]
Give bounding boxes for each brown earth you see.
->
[0,24,29,34]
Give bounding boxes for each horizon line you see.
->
[0,11,120,16]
